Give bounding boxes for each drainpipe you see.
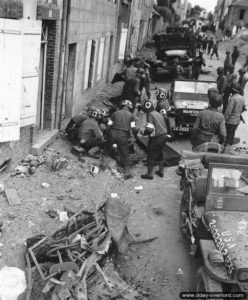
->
[54,0,70,129]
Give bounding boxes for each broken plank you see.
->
[5,188,21,205]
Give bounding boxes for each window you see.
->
[239,9,245,20]
[97,37,105,80]
[84,40,96,89]
[118,28,128,60]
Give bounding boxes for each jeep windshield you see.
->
[172,81,217,110]
[210,167,248,196]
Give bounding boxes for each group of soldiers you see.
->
[65,57,172,180]
[191,60,247,150]
[65,41,247,180]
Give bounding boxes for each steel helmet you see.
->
[238,68,246,75]
[121,100,133,110]
[100,108,109,117]
[231,82,241,94]
[217,67,224,74]
[143,100,156,113]
[155,88,167,100]
[88,108,100,119]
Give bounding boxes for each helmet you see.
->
[121,100,133,110]
[209,94,223,108]
[155,88,167,100]
[226,50,231,54]
[231,82,241,94]
[199,50,204,54]
[238,68,246,75]
[208,87,218,99]
[217,67,224,74]
[143,100,156,113]
[89,108,100,119]
[100,108,109,117]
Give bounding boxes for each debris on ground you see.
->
[51,157,69,172]
[152,207,166,216]
[25,198,141,299]
[11,154,46,177]
[0,183,4,194]
[134,186,143,193]
[41,182,50,188]
[4,188,21,206]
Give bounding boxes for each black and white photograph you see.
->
[0,0,248,299]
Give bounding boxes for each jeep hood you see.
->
[204,211,248,274]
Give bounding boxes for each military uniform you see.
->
[105,106,136,174]
[224,93,245,146]
[141,104,168,179]
[191,108,226,148]
[78,118,104,151]
[193,54,206,80]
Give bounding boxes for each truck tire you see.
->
[196,267,223,299]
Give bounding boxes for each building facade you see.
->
[0,0,62,168]
[225,0,248,35]
[0,0,155,169]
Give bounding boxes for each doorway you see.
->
[106,35,113,83]
[37,22,48,129]
[65,43,77,118]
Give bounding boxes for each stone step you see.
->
[31,129,59,156]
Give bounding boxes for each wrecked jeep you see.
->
[179,154,248,295]
[168,79,217,136]
[149,27,196,80]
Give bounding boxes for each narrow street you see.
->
[1,0,248,299]
[0,43,246,300]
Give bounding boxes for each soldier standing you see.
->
[192,50,206,80]
[224,50,232,75]
[207,37,214,55]
[231,46,240,67]
[104,100,137,179]
[216,67,227,97]
[238,68,248,96]
[224,83,245,146]
[140,100,169,180]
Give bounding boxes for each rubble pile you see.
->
[25,199,144,299]
[135,43,157,62]
[88,81,125,110]
[11,154,46,177]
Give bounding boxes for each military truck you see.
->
[149,27,196,80]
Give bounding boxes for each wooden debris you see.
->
[4,188,21,206]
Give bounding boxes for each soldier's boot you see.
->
[123,165,133,180]
[141,166,154,180]
[88,146,101,159]
[156,161,164,178]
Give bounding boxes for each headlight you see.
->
[237,269,248,282]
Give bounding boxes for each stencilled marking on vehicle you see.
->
[208,219,236,275]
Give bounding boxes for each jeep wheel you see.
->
[196,267,223,299]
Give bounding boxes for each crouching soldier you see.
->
[191,93,226,150]
[104,100,138,179]
[78,108,105,159]
[65,113,89,144]
[141,100,170,180]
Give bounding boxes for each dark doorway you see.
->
[106,35,113,83]
[65,43,76,118]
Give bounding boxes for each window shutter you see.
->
[84,40,92,90]
[118,28,128,60]
[0,19,22,142]
[21,19,42,127]
[97,37,105,80]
